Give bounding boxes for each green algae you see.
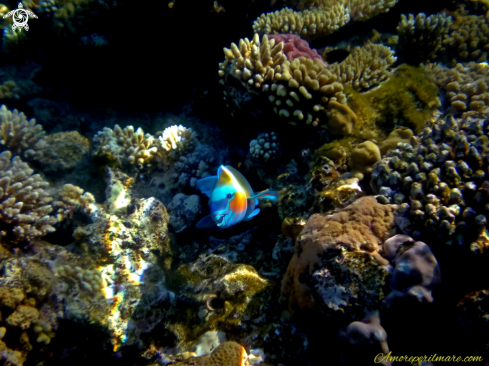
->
[347,64,440,136]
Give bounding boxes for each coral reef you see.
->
[379,127,414,155]
[0,151,57,247]
[268,33,323,61]
[280,197,396,321]
[93,124,158,167]
[219,34,286,91]
[382,237,441,306]
[253,0,398,40]
[171,341,249,366]
[330,43,397,91]
[443,11,489,63]
[371,114,489,252]
[252,7,350,41]
[156,125,197,162]
[349,140,381,175]
[429,62,489,118]
[249,132,280,161]
[0,105,45,158]
[28,131,90,172]
[347,64,440,135]
[396,13,452,65]
[167,193,201,233]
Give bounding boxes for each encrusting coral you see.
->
[0,105,45,158]
[371,114,489,253]
[396,13,452,65]
[172,341,249,366]
[428,62,489,118]
[0,151,56,247]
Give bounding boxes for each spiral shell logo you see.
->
[3,3,38,31]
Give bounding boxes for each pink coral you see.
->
[268,34,324,62]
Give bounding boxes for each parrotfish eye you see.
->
[226,193,233,199]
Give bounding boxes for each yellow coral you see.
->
[349,140,381,174]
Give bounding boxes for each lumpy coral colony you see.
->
[1,0,489,365]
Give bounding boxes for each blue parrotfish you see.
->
[196,165,279,229]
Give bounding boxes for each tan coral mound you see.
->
[174,341,249,366]
[280,196,396,311]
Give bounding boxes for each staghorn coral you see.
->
[156,125,197,162]
[330,43,397,91]
[428,62,489,118]
[371,114,489,253]
[443,11,489,63]
[0,151,56,246]
[0,105,45,157]
[219,33,287,90]
[93,124,157,167]
[396,13,452,65]
[280,196,396,318]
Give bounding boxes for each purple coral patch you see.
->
[268,34,324,62]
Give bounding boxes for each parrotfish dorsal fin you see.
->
[196,176,218,198]
[224,165,254,197]
[249,189,279,201]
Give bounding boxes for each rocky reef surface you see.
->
[0,0,489,365]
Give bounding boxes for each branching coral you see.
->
[443,11,489,62]
[156,125,197,162]
[428,62,489,118]
[94,124,157,167]
[371,114,489,252]
[219,33,287,90]
[52,183,95,219]
[0,151,56,246]
[252,6,350,40]
[330,43,397,91]
[396,13,452,65]
[0,105,45,157]
[254,0,398,40]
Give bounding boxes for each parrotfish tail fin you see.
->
[249,189,279,202]
[244,208,260,221]
[196,215,218,230]
[196,176,218,198]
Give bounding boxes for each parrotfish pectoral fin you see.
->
[196,176,218,198]
[244,208,260,221]
[196,215,218,230]
[249,189,279,201]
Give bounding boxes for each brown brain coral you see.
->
[280,196,396,314]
